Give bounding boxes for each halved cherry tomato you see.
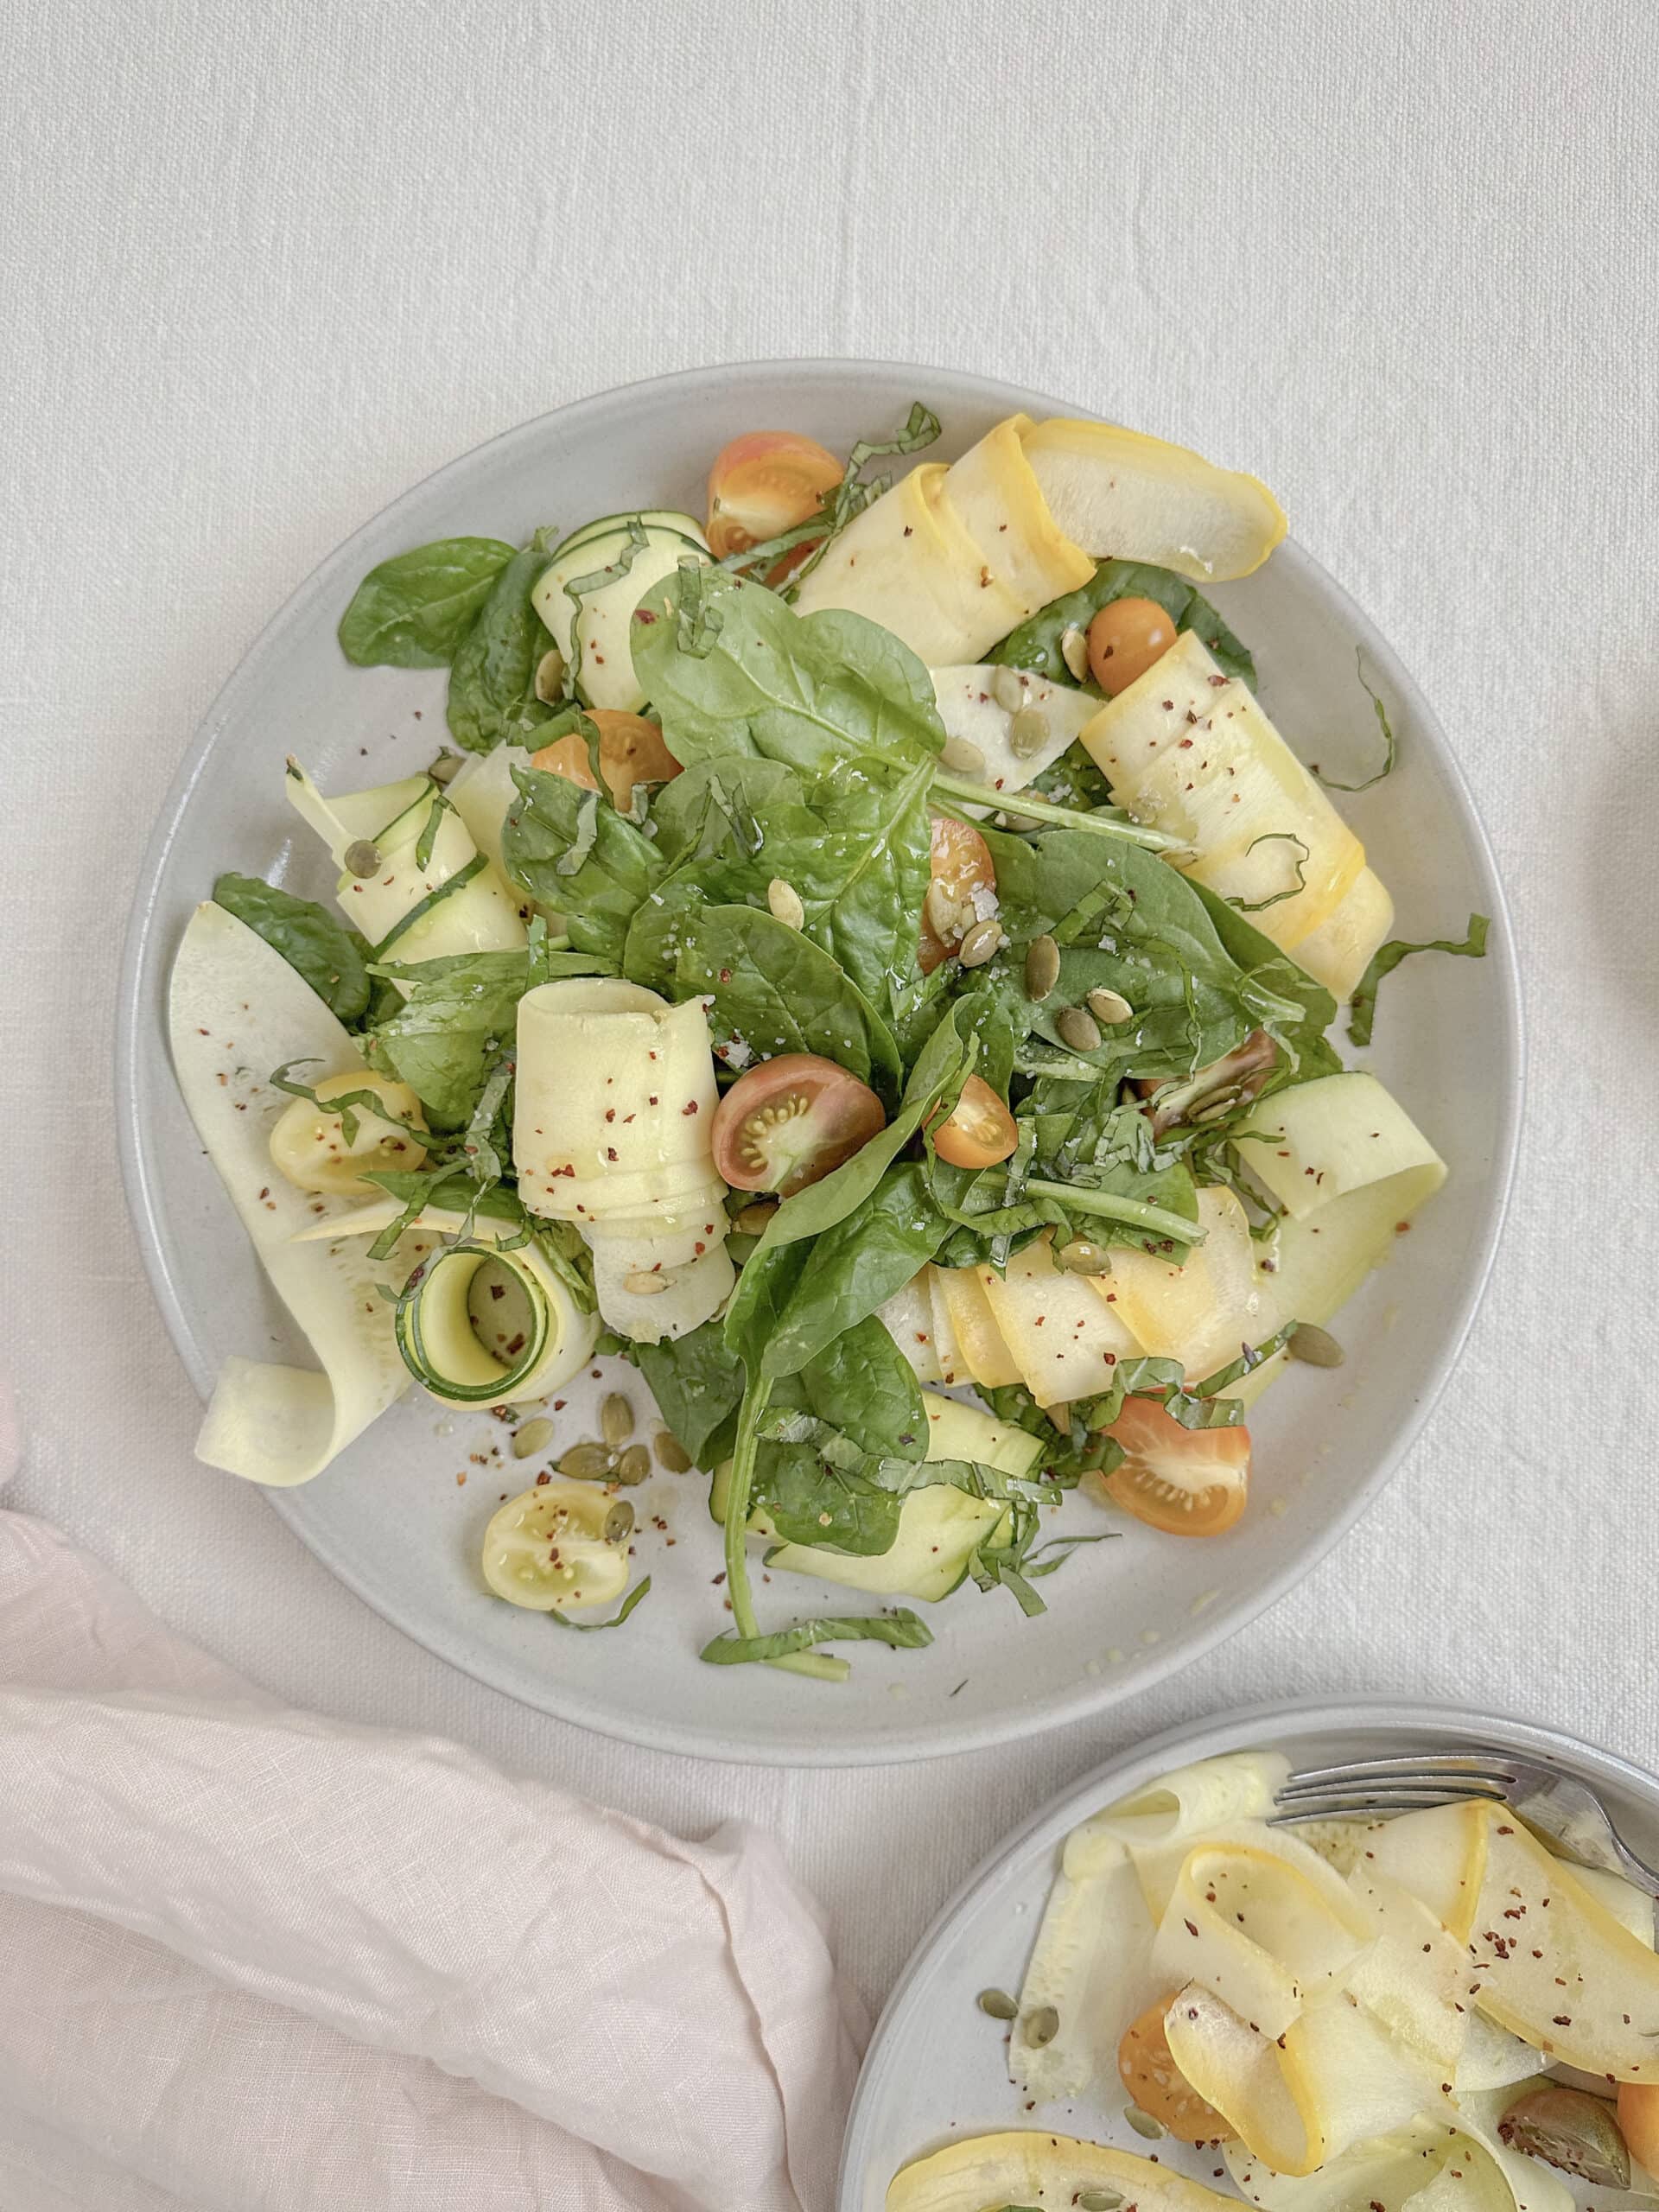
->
[919,813,996,975]
[706,431,844,559]
[931,1075,1018,1169]
[1118,1994,1229,2142]
[711,1053,885,1196]
[1618,2085,1659,2179]
[1087,596,1178,696]
[1101,1396,1250,1537]
[531,711,681,812]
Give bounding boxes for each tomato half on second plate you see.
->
[711,1053,885,1197]
[1102,1396,1250,1537]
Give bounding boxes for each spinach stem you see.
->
[718,1379,845,1681]
[1019,1178,1208,1245]
[930,772,1183,853]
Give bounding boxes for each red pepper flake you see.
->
[536,1471,550,1484]
[682,1099,699,1115]
[1208,673,1227,686]
[505,1333,526,1355]
[455,1472,467,1485]
[633,608,658,625]
[604,1109,615,1122]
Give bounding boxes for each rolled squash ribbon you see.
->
[797,414,1285,665]
[887,2133,1237,2212]
[1077,628,1392,1000]
[294,1203,597,1405]
[285,760,527,967]
[169,903,410,1484]
[512,978,733,1343]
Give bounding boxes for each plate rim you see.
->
[115,357,1526,1765]
[837,1693,1653,2201]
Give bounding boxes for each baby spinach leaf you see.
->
[677,904,903,1101]
[366,943,600,1126]
[633,1320,747,1468]
[338,537,517,669]
[749,1441,904,1555]
[502,764,664,966]
[446,537,559,753]
[632,569,944,775]
[757,1162,950,1378]
[1349,913,1489,1047]
[213,873,372,1023]
[991,557,1255,690]
[798,1313,926,1460]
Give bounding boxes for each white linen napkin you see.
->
[0,1388,864,2211]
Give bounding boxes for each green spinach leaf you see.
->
[502,764,664,966]
[338,537,517,669]
[991,557,1255,690]
[213,873,372,1024]
[365,944,601,1126]
[447,537,559,753]
[632,1320,747,1468]
[677,904,903,1101]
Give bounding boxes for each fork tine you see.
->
[1275,1756,1518,1796]
[1270,1783,1510,1824]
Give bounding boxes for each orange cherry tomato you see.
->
[710,1053,886,1197]
[706,431,844,559]
[531,710,681,812]
[919,813,996,975]
[931,1076,1018,1169]
[1087,597,1179,696]
[1618,2085,1659,2179]
[1118,1995,1230,2142]
[1101,1396,1250,1538]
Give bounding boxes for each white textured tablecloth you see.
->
[3,0,1657,2028]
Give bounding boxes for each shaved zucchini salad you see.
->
[170,404,1485,1676]
[893,1751,1659,2212]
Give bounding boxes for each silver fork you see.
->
[1270,1749,1659,1898]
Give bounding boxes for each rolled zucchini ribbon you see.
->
[285,760,526,969]
[1077,628,1393,1001]
[880,1073,1442,1415]
[512,979,733,1343]
[169,902,410,1485]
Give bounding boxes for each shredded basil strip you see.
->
[1229,833,1310,913]
[1316,648,1398,792]
[1348,912,1489,1046]
[563,518,648,697]
[699,1609,931,1664]
[548,1576,652,1632]
[267,1061,427,1150]
[372,849,486,957]
[413,785,451,872]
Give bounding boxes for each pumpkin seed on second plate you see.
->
[1024,934,1060,1001]
[1056,1005,1102,1053]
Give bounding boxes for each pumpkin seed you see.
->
[600,1392,634,1448]
[1059,625,1090,682]
[1009,707,1049,759]
[1025,2004,1060,2048]
[557,1441,614,1481]
[1085,988,1135,1027]
[654,1430,693,1473]
[511,1416,554,1460]
[534,646,566,702]
[622,1270,671,1295]
[1057,1239,1112,1276]
[925,880,967,944]
[1056,1006,1102,1053]
[1024,934,1060,1001]
[1497,2085,1630,2188]
[1288,1322,1345,1368]
[343,839,381,880]
[1077,2192,1124,2211]
[992,664,1028,713]
[602,1500,635,1544]
[957,918,1004,969]
[426,750,462,785]
[614,1443,652,1485]
[1125,2106,1166,2140]
[734,1200,777,1236]
[976,1986,1020,2020]
[939,734,986,777]
[766,877,805,930]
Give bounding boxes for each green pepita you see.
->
[939,734,986,777]
[976,1986,1020,2019]
[534,646,566,703]
[1077,2192,1124,2211]
[1057,1239,1112,1277]
[1025,2004,1060,2048]
[622,1270,671,1296]
[602,1501,635,1544]
[343,839,381,880]
[601,1393,634,1448]
[734,1199,778,1236]
[1024,934,1060,1001]
[1085,988,1135,1027]
[1009,707,1049,759]
[557,1441,614,1481]
[1059,625,1090,682]
[766,877,805,930]
[653,1430,693,1473]
[614,1444,652,1486]
[1288,1322,1345,1368]
[426,750,462,785]
[958,919,1004,969]
[511,1416,554,1460]
[1125,2106,1166,2140]
[925,880,967,944]
[1056,1006,1102,1053]
[992,665,1028,713]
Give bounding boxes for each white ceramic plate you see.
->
[839,1697,1659,2205]
[117,361,1521,1766]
